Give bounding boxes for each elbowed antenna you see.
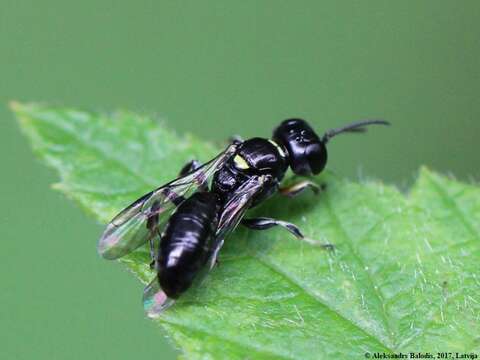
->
[321,119,390,143]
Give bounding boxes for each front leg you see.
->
[241,217,333,250]
[279,180,326,197]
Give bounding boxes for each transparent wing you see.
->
[98,144,238,260]
[143,174,270,318]
[142,277,176,317]
[207,174,271,268]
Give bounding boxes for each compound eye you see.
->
[306,141,327,175]
[272,118,325,175]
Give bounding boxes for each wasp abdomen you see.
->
[158,192,220,298]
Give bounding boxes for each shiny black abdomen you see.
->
[212,138,288,206]
[158,192,220,298]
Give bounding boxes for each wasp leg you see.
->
[147,200,162,270]
[207,239,224,269]
[228,135,244,145]
[178,159,209,191]
[241,217,334,250]
[279,181,326,197]
[178,160,202,176]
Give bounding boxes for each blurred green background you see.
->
[1,1,479,359]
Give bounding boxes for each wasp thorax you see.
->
[272,118,327,176]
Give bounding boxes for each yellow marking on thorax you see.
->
[268,139,287,158]
[233,154,250,169]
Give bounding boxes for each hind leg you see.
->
[178,159,209,192]
[178,159,202,175]
[241,217,334,249]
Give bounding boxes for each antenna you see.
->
[321,119,390,143]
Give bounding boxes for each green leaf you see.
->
[13,102,480,359]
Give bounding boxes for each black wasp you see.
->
[98,118,389,317]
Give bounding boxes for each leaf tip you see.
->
[417,165,437,183]
[8,100,22,112]
[9,101,32,123]
[9,101,32,131]
[51,182,67,192]
[9,101,43,118]
[419,165,431,174]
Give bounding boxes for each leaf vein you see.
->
[248,251,393,352]
[322,192,396,348]
[32,115,160,188]
[162,320,295,360]
[426,173,479,241]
